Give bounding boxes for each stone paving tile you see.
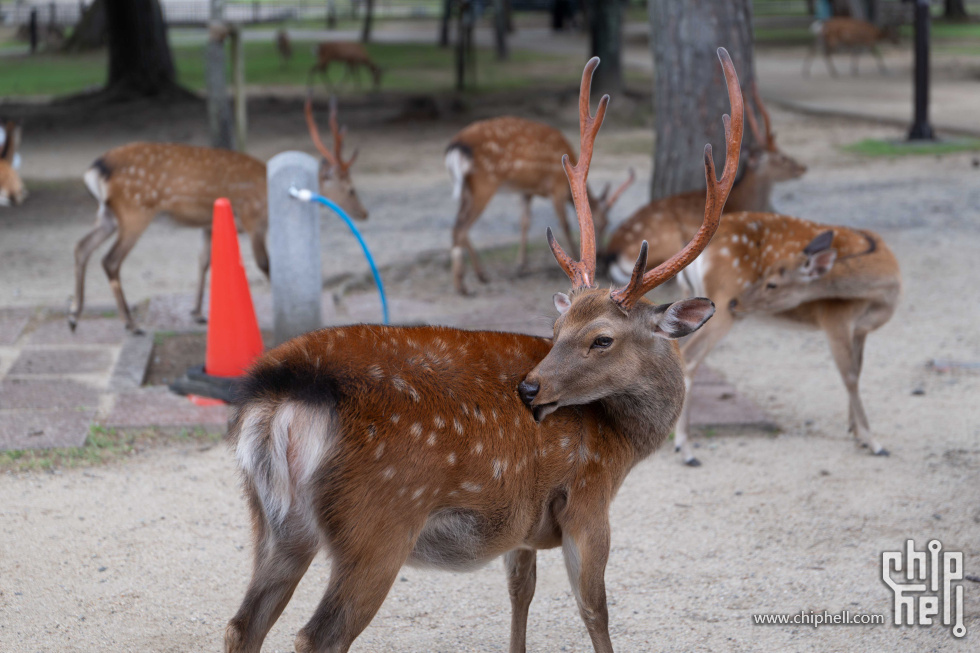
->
[0,378,102,411]
[28,317,128,346]
[0,408,95,450]
[0,309,31,346]
[105,387,229,430]
[9,348,115,375]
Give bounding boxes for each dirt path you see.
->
[1,104,979,650]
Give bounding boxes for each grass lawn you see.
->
[843,138,980,157]
[0,40,577,98]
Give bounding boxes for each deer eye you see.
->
[766,282,778,290]
[591,336,613,350]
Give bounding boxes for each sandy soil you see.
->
[1,97,979,651]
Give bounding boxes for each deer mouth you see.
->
[532,402,559,424]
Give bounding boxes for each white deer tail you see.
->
[445,143,473,201]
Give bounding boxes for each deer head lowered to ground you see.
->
[223,49,743,653]
[68,97,366,334]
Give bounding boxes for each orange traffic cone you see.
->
[205,198,264,378]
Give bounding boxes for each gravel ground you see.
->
[1,103,979,651]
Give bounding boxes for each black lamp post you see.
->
[907,0,935,140]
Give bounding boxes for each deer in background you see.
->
[276,29,292,68]
[0,120,26,206]
[223,50,742,653]
[804,17,900,77]
[69,97,366,334]
[445,117,634,295]
[671,211,900,466]
[309,41,383,89]
[606,84,805,285]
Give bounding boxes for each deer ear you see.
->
[802,248,836,280]
[650,298,714,339]
[554,292,571,315]
[319,160,335,181]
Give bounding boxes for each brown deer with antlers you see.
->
[223,50,742,653]
[670,211,900,466]
[445,117,634,295]
[0,120,26,207]
[69,97,366,334]
[606,83,805,285]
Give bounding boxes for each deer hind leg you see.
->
[872,45,888,74]
[820,305,887,456]
[191,228,212,323]
[851,47,861,76]
[294,530,416,653]
[69,203,118,331]
[824,45,839,77]
[249,227,270,278]
[504,549,537,653]
[451,181,494,295]
[517,194,533,274]
[561,509,613,653]
[677,306,735,466]
[225,489,318,653]
[101,209,152,334]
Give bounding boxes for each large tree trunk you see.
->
[649,0,754,201]
[493,0,508,60]
[439,0,452,47]
[945,0,969,20]
[361,0,375,43]
[585,0,623,95]
[62,0,107,52]
[105,0,178,97]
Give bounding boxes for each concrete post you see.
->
[267,152,322,345]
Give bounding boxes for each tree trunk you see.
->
[206,0,234,149]
[945,0,969,20]
[62,0,107,52]
[105,0,178,97]
[649,0,754,201]
[846,0,867,21]
[439,0,452,47]
[585,0,623,95]
[493,0,508,60]
[361,0,375,43]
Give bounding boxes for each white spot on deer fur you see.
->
[411,487,426,500]
[492,459,503,479]
[447,452,457,465]
[410,423,423,439]
[375,442,386,460]
[391,414,400,425]
[560,436,570,449]
[461,481,482,492]
[382,466,396,480]
[427,433,438,446]
[367,364,383,380]
[434,415,446,429]
[732,258,740,268]
[366,424,376,440]
[719,247,731,257]
[453,419,464,435]
[472,442,483,454]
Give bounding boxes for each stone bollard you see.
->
[267,152,321,345]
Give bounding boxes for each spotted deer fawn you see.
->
[804,17,900,77]
[309,42,382,89]
[69,98,366,334]
[224,49,742,653]
[606,83,805,286]
[671,211,900,466]
[0,119,26,206]
[445,116,634,295]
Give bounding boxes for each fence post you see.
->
[230,25,248,151]
[267,152,322,345]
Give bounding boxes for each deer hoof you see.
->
[684,457,702,467]
[873,447,890,457]
[191,312,207,325]
[127,326,146,337]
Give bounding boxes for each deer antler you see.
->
[751,81,776,151]
[305,94,340,170]
[610,47,743,312]
[548,56,608,290]
[606,167,635,208]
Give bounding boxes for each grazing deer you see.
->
[223,49,742,653]
[69,98,366,334]
[672,211,900,466]
[0,120,26,206]
[804,17,900,77]
[309,42,383,89]
[445,117,634,295]
[276,29,293,68]
[606,84,805,285]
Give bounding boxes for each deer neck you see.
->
[726,166,773,213]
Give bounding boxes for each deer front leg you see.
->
[561,512,613,653]
[517,194,533,274]
[451,182,494,294]
[69,205,117,331]
[872,45,888,75]
[504,548,537,653]
[191,228,212,323]
[101,211,152,334]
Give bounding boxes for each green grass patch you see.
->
[0,424,222,472]
[843,138,980,157]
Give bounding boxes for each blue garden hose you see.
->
[289,187,390,325]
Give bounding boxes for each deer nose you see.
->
[728,298,739,311]
[518,380,539,406]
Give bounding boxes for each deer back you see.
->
[96,143,267,232]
